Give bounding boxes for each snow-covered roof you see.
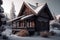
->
[28,2,46,14]
[7,2,53,22]
[7,14,34,22]
[28,3,37,10]
[7,15,25,22]
[18,1,46,16]
[20,14,33,20]
[23,2,36,15]
[34,3,46,14]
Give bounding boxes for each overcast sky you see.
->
[2,0,60,18]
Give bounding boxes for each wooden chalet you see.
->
[7,2,54,34]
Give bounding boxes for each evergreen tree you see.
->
[0,0,6,32]
[10,2,16,19]
[0,0,2,5]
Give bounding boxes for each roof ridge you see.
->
[18,1,47,16]
[24,1,47,15]
[23,1,36,14]
[34,3,46,14]
[20,14,33,20]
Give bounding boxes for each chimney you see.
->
[36,3,38,7]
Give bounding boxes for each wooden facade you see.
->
[8,2,54,34]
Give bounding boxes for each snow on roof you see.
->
[34,3,46,14]
[18,1,47,16]
[7,14,33,22]
[23,2,36,14]
[7,15,25,22]
[18,1,36,16]
[21,1,46,15]
[28,2,46,14]
[20,14,33,20]
[28,3,37,10]
[7,2,48,22]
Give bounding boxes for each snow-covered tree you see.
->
[0,0,2,5]
[4,13,10,21]
[0,0,6,32]
[10,2,16,19]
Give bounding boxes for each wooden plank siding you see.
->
[23,7,30,15]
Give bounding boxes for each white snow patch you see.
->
[20,14,33,20]
[34,4,45,14]
[2,29,12,36]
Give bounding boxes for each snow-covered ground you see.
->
[0,27,60,40]
[0,34,60,40]
[8,28,60,40]
[0,23,60,40]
